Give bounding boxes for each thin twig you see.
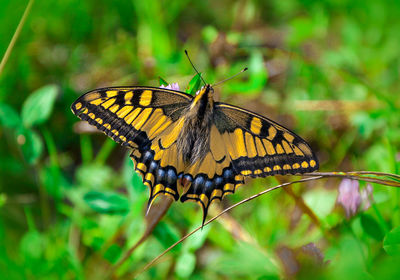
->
[0,0,34,77]
[304,171,400,187]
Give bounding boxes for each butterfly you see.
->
[71,83,319,225]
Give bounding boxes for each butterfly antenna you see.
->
[212,67,248,87]
[185,50,207,86]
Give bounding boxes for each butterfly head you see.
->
[191,84,214,111]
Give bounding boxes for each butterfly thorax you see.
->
[177,85,214,165]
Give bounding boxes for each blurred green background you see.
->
[1,0,400,279]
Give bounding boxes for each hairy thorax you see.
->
[177,88,214,166]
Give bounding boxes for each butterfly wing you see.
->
[180,102,319,222]
[71,86,193,204]
[214,102,319,175]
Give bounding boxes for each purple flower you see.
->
[160,83,180,91]
[337,179,361,218]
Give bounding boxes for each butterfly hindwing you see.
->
[179,124,245,223]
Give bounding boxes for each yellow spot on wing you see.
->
[199,194,209,206]
[298,143,312,156]
[88,113,95,119]
[74,102,82,110]
[245,132,257,158]
[255,137,266,157]
[139,90,153,106]
[111,129,119,136]
[116,106,133,118]
[102,98,116,109]
[283,164,291,170]
[267,125,277,140]
[153,184,164,196]
[140,109,165,135]
[104,123,111,130]
[211,189,222,199]
[292,145,304,156]
[125,108,142,124]
[241,170,252,176]
[282,140,293,154]
[136,163,147,172]
[109,104,120,113]
[233,128,247,158]
[148,115,168,138]
[301,161,309,168]
[292,163,300,169]
[145,173,155,185]
[95,118,103,124]
[85,92,101,101]
[223,183,234,192]
[131,108,152,130]
[124,91,133,104]
[254,169,262,175]
[283,132,295,142]
[310,160,317,167]
[273,165,281,171]
[275,144,284,154]
[262,139,276,155]
[106,90,118,98]
[90,98,103,106]
[250,117,262,134]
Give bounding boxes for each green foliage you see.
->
[83,191,130,215]
[21,85,58,128]
[185,73,202,95]
[0,0,400,279]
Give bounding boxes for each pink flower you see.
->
[337,179,374,218]
[160,83,180,91]
[337,179,361,218]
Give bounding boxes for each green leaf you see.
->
[153,221,181,251]
[21,84,58,128]
[211,242,279,278]
[225,51,267,95]
[159,76,169,86]
[0,103,21,129]
[186,73,202,95]
[384,226,400,255]
[175,252,196,278]
[84,191,130,215]
[17,127,44,164]
[184,225,210,252]
[360,214,385,240]
[19,231,43,260]
[76,164,113,189]
[104,244,122,264]
[202,25,218,43]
